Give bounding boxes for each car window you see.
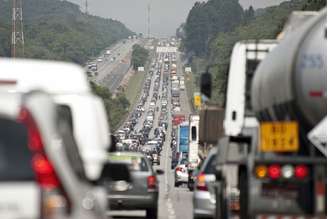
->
[204,155,216,174]
[0,118,34,181]
[109,155,149,172]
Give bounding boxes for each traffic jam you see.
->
[0,8,326,219]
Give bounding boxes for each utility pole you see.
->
[147,2,151,38]
[11,0,24,57]
[85,0,88,15]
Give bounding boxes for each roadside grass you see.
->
[124,70,146,107]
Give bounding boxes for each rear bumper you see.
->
[108,193,158,210]
[175,172,188,183]
[193,191,215,218]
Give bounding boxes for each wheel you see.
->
[174,181,180,187]
[216,180,228,219]
[146,207,157,219]
[239,169,254,219]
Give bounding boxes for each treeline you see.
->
[90,82,130,131]
[131,44,149,70]
[0,0,133,64]
[181,0,326,104]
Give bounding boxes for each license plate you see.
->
[260,121,299,152]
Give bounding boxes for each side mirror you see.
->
[156,169,164,175]
[200,71,212,99]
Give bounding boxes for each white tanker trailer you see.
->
[245,9,326,218]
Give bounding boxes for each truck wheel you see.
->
[239,169,253,219]
[146,208,157,219]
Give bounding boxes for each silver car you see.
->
[0,91,107,219]
[193,147,217,219]
[104,152,163,219]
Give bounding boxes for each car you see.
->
[97,57,103,62]
[0,91,107,219]
[173,106,181,112]
[0,59,110,182]
[104,152,163,219]
[174,157,189,187]
[193,147,217,219]
[151,153,160,165]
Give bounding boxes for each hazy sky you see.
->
[69,0,288,37]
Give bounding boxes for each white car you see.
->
[173,106,181,112]
[97,58,103,62]
[150,101,156,108]
[0,91,107,219]
[174,158,189,187]
[0,58,110,182]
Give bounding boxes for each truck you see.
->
[247,10,326,218]
[212,9,326,219]
[188,115,200,166]
[178,122,189,154]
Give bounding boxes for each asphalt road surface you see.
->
[93,39,139,92]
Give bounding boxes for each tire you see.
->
[174,181,180,187]
[239,169,254,219]
[146,208,157,219]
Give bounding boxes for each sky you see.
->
[69,0,288,37]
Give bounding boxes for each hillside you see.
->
[0,0,133,64]
[181,0,326,105]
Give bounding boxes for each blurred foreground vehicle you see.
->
[0,91,107,219]
[0,58,110,182]
[193,148,217,219]
[103,152,163,219]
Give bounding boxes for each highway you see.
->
[109,45,193,219]
[92,38,139,92]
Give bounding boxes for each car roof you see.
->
[0,58,91,94]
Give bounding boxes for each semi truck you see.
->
[212,9,326,219]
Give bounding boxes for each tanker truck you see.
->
[245,9,326,218]
[208,9,327,219]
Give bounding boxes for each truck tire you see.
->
[239,169,254,219]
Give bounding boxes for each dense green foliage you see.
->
[184,0,244,56]
[0,0,133,64]
[182,0,326,105]
[90,82,130,131]
[131,44,149,70]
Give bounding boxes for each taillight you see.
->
[32,154,60,188]
[255,164,309,180]
[196,173,208,191]
[255,165,267,179]
[268,164,281,179]
[281,165,294,179]
[295,165,308,179]
[175,167,183,172]
[147,175,157,190]
[17,107,71,217]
